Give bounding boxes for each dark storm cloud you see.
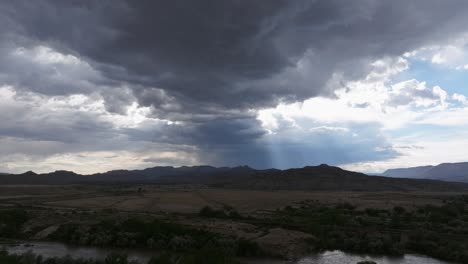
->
[3,0,468,113]
[1,0,468,168]
[124,117,267,147]
[0,44,105,95]
[195,121,398,169]
[0,90,116,145]
[123,117,397,169]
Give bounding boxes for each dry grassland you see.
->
[0,184,460,215]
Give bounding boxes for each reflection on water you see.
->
[4,242,456,264]
[295,250,455,264]
[4,242,155,263]
[243,250,457,264]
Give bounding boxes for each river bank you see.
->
[2,241,457,264]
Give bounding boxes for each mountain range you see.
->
[382,162,468,183]
[1,164,468,192]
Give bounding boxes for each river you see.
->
[2,241,456,264]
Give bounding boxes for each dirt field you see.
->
[0,184,462,215]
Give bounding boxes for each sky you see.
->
[1,1,468,174]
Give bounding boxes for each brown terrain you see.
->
[1,184,464,259]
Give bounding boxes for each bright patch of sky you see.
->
[257,43,468,173]
[397,59,468,95]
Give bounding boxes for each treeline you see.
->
[271,196,468,263]
[0,209,29,238]
[47,217,263,259]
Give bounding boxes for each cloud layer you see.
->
[1,1,468,172]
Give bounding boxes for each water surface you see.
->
[4,242,456,264]
[5,242,154,263]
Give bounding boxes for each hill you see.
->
[1,164,468,192]
[383,162,468,183]
[220,164,468,192]
[0,166,242,185]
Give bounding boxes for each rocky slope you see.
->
[383,162,468,183]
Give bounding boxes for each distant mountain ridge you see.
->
[0,166,253,185]
[1,164,468,192]
[383,162,468,183]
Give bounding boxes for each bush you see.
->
[199,206,226,218]
[271,196,468,263]
[0,209,29,237]
[393,206,406,215]
[235,239,264,257]
[105,253,128,264]
[198,206,242,220]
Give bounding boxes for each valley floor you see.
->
[0,185,467,263]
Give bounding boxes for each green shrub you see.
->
[198,206,242,220]
[0,209,29,237]
[235,239,263,257]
